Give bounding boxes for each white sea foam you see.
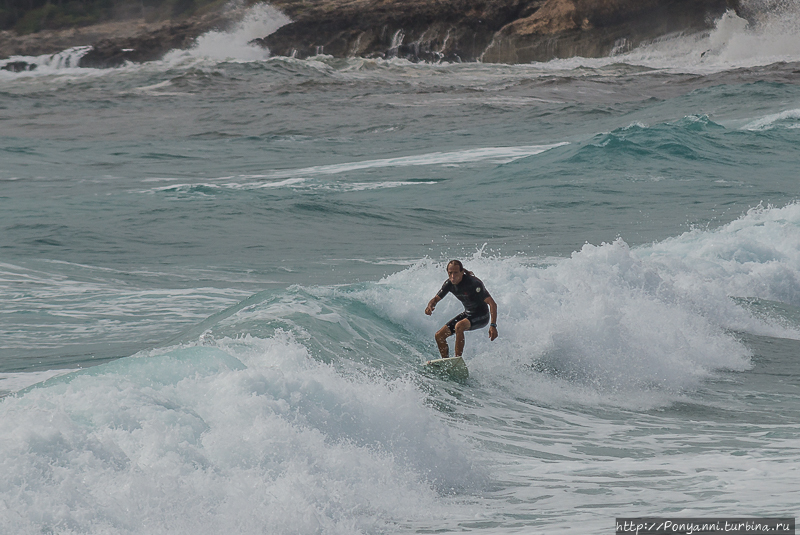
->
[641,203,800,313]
[0,334,480,533]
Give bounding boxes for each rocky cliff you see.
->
[262,0,741,63]
[1,0,741,67]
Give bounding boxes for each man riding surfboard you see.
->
[425,260,498,359]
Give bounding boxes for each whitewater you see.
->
[1,2,800,533]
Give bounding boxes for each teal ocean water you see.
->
[2,5,800,533]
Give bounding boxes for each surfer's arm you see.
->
[485,296,498,341]
[425,295,442,315]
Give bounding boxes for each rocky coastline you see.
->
[0,8,246,69]
[262,0,742,63]
[1,0,742,69]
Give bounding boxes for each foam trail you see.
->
[251,143,568,180]
[142,178,439,194]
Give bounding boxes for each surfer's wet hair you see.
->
[447,260,473,276]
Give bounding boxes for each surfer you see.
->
[425,260,498,359]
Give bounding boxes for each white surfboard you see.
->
[424,356,469,380]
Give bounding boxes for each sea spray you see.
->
[705,4,800,65]
[168,3,291,62]
[536,4,800,73]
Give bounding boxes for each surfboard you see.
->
[424,356,469,380]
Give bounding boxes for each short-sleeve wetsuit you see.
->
[436,273,492,332]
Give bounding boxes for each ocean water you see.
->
[2,4,800,533]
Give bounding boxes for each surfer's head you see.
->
[447,260,465,285]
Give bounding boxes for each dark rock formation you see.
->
[261,0,537,62]
[482,0,742,63]
[263,0,742,63]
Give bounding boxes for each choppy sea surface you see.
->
[2,4,800,533]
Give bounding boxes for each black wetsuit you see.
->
[436,273,492,332]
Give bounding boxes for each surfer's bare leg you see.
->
[434,325,451,358]
[454,318,471,357]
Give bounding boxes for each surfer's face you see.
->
[447,266,464,285]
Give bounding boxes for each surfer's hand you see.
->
[488,325,498,341]
[425,300,436,315]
